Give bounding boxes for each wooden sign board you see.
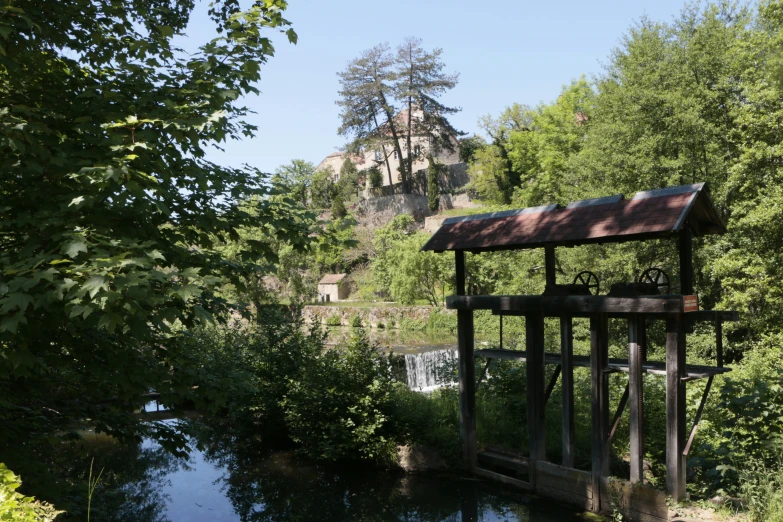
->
[683,295,699,313]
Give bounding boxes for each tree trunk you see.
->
[378,90,406,190]
[372,112,395,187]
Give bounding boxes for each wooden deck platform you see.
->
[474,349,731,381]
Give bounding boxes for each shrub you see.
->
[326,315,342,326]
[368,167,383,188]
[280,331,396,463]
[331,194,347,218]
[739,459,783,522]
[0,464,63,521]
[350,314,363,328]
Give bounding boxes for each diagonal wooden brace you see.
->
[544,364,561,405]
[609,383,630,441]
[683,375,713,456]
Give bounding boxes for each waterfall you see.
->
[404,349,458,392]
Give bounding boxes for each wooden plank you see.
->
[457,308,477,469]
[561,317,575,468]
[526,312,546,489]
[477,449,528,473]
[448,295,684,315]
[666,313,687,501]
[474,349,731,380]
[536,461,593,497]
[472,466,533,491]
[629,314,644,484]
[590,314,610,512]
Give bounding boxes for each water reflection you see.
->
[126,418,585,522]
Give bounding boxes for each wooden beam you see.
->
[561,317,575,468]
[716,319,724,367]
[455,250,466,296]
[458,309,477,469]
[679,227,693,295]
[545,246,557,287]
[474,349,730,380]
[449,295,684,315]
[666,313,687,501]
[527,312,546,488]
[591,314,610,512]
[629,314,645,484]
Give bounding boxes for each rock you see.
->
[397,444,446,472]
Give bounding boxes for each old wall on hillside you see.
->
[303,304,450,328]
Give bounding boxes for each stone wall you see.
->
[358,194,432,221]
[302,304,449,328]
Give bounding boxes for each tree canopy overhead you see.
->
[0,0,316,449]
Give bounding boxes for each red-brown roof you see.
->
[421,183,725,253]
[319,273,348,285]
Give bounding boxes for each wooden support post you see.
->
[456,250,466,296]
[679,227,693,295]
[666,313,687,501]
[715,319,723,368]
[499,314,503,349]
[456,250,477,469]
[629,314,644,484]
[590,314,610,511]
[545,246,556,287]
[527,312,546,487]
[561,317,575,468]
[684,375,713,456]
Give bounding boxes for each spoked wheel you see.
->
[573,271,600,296]
[638,267,670,294]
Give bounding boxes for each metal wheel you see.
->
[638,267,670,294]
[573,271,600,296]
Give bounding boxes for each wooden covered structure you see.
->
[421,183,737,520]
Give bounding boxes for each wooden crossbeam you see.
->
[473,349,730,380]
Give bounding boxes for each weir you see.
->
[421,183,738,521]
[404,349,458,391]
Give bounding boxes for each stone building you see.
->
[315,109,461,189]
[317,273,351,302]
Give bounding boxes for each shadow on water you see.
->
[65,417,587,522]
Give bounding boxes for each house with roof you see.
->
[317,273,351,302]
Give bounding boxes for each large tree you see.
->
[337,39,460,193]
[0,0,315,454]
[274,159,317,207]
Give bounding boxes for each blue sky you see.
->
[184,0,691,174]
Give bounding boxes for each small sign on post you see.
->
[683,295,699,313]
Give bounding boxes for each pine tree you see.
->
[331,194,347,218]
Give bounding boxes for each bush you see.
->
[350,314,363,328]
[368,167,383,188]
[280,330,396,463]
[326,315,342,326]
[0,464,62,521]
[331,194,347,218]
[739,459,783,522]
